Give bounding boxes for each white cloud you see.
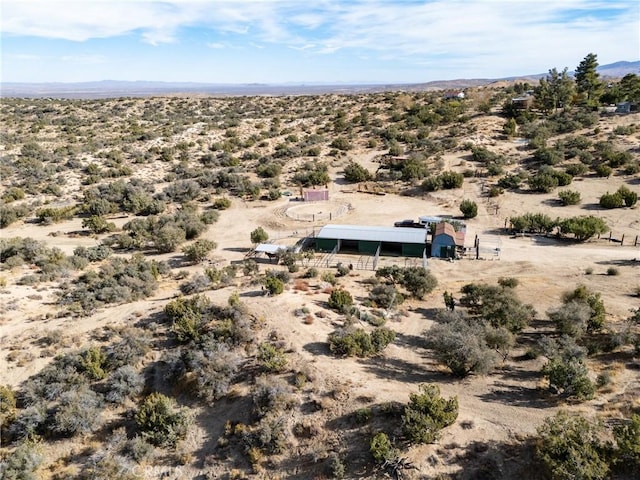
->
[1,1,637,80]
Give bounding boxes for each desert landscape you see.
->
[1,71,639,480]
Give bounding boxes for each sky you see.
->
[1,0,639,84]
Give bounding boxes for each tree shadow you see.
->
[452,438,539,480]
[359,355,446,384]
[303,341,332,357]
[477,381,550,409]
[192,394,254,468]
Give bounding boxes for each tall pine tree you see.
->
[575,53,602,107]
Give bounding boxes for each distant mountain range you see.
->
[2,61,638,99]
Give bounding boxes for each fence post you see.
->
[621,234,624,246]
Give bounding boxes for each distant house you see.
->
[615,102,637,114]
[443,90,465,100]
[511,94,534,110]
[431,222,465,258]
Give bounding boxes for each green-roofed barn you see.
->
[315,224,428,258]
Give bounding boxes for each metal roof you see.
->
[317,224,426,244]
[254,243,287,254]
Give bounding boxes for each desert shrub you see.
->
[370,432,396,463]
[428,313,499,376]
[401,384,458,444]
[565,163,588,176]
[509,212,556,234]
[165,294,211,343]
[105,328,150,369]
[0,203,31,228]
[369,284,404,309]
[459,199,478,218]
[599,191,625,209]
[536,411,608,480]
[558,215,608,241]
[105,366,145,404]
[548,301,592,338]
[328,288,353,313]
[0,385,17,436]
[400,267,438,299]
[343,162,372,182]
[58,255,164,314]
[135,393,190,447]
[257,342,288,373]
[542,357,595,400]
[528,173,559,193]
[497,277,519,288]
[329,327,395,357]
[562,285,606,333]
[613,414,640,471]
[326,453,346,479]
[251,376,293,418]
[163,180,201,203]
[0,440,43,480]
[250,226,269,244]
[35,205,77,224]
[1,187,25,203]
[558,189,581,206]
[264,275,284,295]
[50,387,103,437]
[419,175,441,191]
[439,171,464,189]
[594,163,613,178]
[73,245,113,262]
[460,282,535,332]
[211,197,232,209]
[497,173,524,190]
[82,215,116,234]
[182,238,217,263]
[182,340,242,403]
[79,346,109,380]
[303,267,319,278]
[606,267,620,276]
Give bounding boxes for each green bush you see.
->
[558,190,581,206]
[257,343,287,372]
[264,275,284,295]
[328,327,395,357]
[370,432,395,463]
[459,199,478,218]
[211,197,231,210]
[0,440,43,480]
[401,384,458,444]
[599,191,625,209]
[613,414,640,471]
[328,288,353,313]
[536,411,608,480]
[429,314,499,376]
[343,162,372,182]
[250,226,269,244]
[135,393,190,447]
[182,238,217,263]
[542,357,595,400]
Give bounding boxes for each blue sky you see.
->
[1,0,638,84]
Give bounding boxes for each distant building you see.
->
[511,94,534,110]
[315,224,428,258]
[615,102,637,114]
[431,222,465,258]
[443,90,465,100]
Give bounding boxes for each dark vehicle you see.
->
[394,219,424,228]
